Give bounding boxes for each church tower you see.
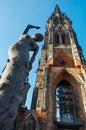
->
[15,5,86,130]
[31,5,86,130]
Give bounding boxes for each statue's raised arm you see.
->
[22,24,40,34]
[0,25,43,130]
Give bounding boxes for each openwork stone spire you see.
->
[54,4,61,14]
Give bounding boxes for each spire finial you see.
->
[54,4,61,14]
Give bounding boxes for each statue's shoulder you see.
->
[19,34,31,40]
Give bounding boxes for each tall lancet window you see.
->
[54,17,58,25]
[54,32,60,44]
[61,33,66,44]
[61,31,70,45]
[56,80,75,123]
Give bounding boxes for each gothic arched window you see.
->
[56,80,75,123]
[61,33,66,44]
[61,32,70,45]
[54,33,59,44]
[54,17,58,25]
[24,114,36,130]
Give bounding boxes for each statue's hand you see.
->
[35,26,40,29]
[27,24,40,29]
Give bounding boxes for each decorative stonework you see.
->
[30,5,86,130]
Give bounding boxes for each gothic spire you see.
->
[54,4,61,14]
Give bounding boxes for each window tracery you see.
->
[53,26,70,45]
[56,80,76,123]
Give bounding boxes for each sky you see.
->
[0,0,86,109]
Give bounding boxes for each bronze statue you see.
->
[0,25,43,130]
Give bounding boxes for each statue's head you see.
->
[33,33,44,42]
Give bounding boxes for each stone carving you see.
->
[0,24,43,130]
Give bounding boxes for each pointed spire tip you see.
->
[54,4,61,14]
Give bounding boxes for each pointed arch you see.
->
[53,69,84,87]
[61,32,66,44]
[23,113,39,130]
[52,69,85,125]
[54,32,60,44]
[60,26,70,45]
